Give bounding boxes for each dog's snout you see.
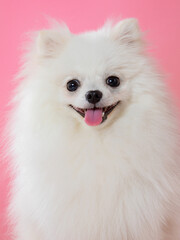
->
[85,90,103,104]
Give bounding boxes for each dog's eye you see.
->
[67,79,80,92]
[106,76,120,87]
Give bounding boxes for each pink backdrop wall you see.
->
[0,0,180,239]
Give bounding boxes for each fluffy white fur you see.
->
[8,18,180,240]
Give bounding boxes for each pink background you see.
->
[0,0,180,239]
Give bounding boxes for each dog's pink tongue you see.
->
[85,109,102,126]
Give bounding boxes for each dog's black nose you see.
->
[85,90,103,104]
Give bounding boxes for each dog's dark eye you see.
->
[67,79,80,92]
[106,76,120,87]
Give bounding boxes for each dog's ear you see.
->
[111,18,142,46]
[36,28,70,58]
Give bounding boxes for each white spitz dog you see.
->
[8,18,180,240]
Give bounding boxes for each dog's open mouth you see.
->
[70,101,120,126]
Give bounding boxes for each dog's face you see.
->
[36,19,144,127]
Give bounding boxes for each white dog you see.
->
[8,18,179,240]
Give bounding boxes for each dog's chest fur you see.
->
[18,109,172,240]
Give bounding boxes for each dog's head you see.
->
[34,19,146,127]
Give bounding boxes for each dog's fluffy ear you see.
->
[111,18,142,46]
[36,27,70,58]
